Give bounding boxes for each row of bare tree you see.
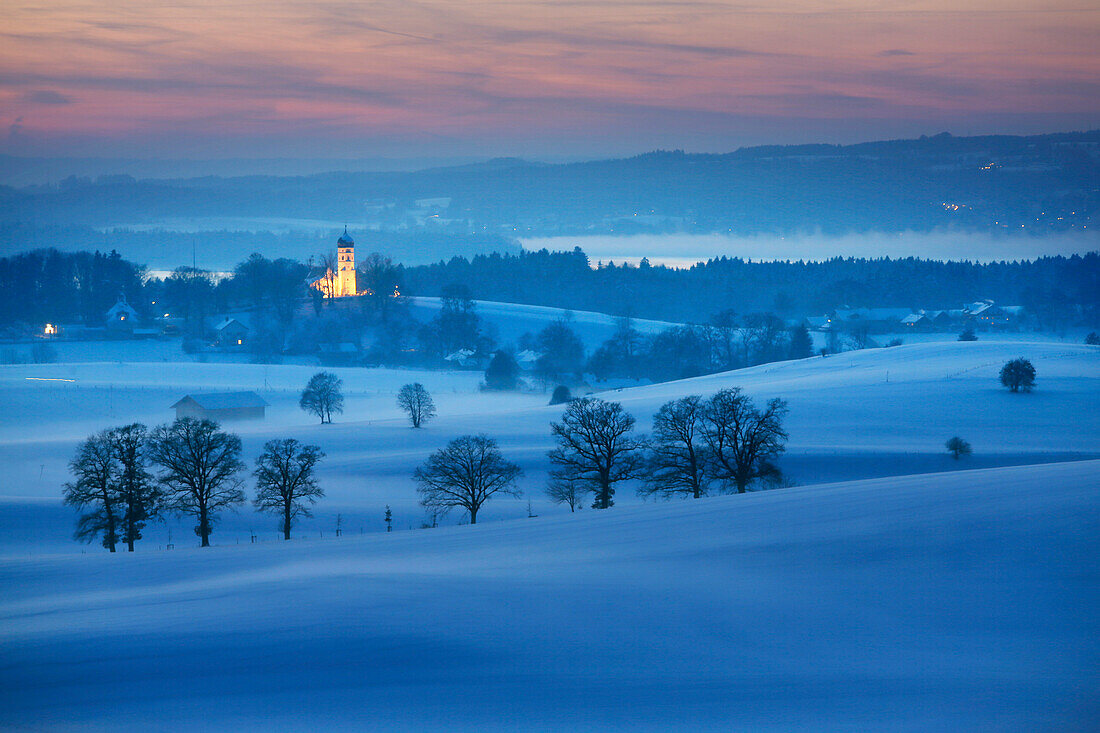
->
[64,419,324,551]
[413,389,789,523]
[67,389,787,549]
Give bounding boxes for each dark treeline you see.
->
[0,248,145,326]
[403,248,1100,324]
[5,246,1097,335]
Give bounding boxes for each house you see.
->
[900,313,930,329]
[444,348,477,368]
[802,316,832,332]
[171,391,268,421]
[213,318,249,348]
[925,310,957,329]
[515,349,543,371]
[963,300,1018,329]
[105,293,138,334]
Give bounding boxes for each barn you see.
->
[171,391,268,421]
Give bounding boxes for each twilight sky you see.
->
[1,0,1098,160]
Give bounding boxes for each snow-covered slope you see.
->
[0,339,1097,553]
[2,460,1097,731]
[407,295,680,349]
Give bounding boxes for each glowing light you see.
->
[43,323,57,335]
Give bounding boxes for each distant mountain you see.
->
[1,131,1096,250]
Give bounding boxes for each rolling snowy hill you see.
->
[1,460,1097,731]
[0,339,1097,554]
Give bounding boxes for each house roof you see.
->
[900,314,926,324]
[214,318,248,332]
[444,348,476,361]
[171,391,268,410]
[106,294,138,319]
[964,301,995,315]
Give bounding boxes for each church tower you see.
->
[336,227,357,297]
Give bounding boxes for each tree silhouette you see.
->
[549,397,644,509]
[148,418,245,547]
[300,371,344,423]
[414,435,522,524]
[253,439,325,540]
[397,383,436,428]
[1000,358,1036,393]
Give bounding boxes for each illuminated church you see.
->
[311,227,359,298]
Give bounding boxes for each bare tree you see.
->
[549,397,644,509]
[414,435,522,524]
[300,371,344,424]
[709,309,740,370]
[945,436,972,460]
[148,418,246,547]
[317,250,338,299]
[109,423,160,552]
[63,430,121,552]
[701,388,788,493]
[639,396,710,499]
[545,470,589,512]
[253,438,325,540]
[397,382,436,428]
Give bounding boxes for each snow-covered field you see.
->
[0,339,1097,555]
[2,460,1097,730]
[1,333,1098,729]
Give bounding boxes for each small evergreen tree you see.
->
[549,385,572,405]
[1085,332,1100,346]
[484,350,521,390]
[397,382,436,427]
[384,505,392,532]
[787,325,814,360]
[299,371,344,424]
[958,327,978,341]
[945,436,972,459]
[1000,358,1036,393]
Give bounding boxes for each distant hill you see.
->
[1,131,1096,260]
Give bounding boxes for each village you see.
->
[6,229,1041,371]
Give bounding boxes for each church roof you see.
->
[337,226,354,246]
